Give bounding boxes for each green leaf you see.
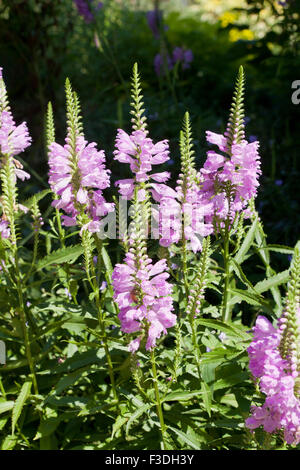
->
[22,189,52,210]
[36,244,84,271]
[111,415,127,439]
[253,269,290,294]
[200,382,212,417]
[120,390,144,409]
[197,318,250,341]
[229,289,261,306]
[213,371,249,390]
[1,351,50,373]
[78,401,118,417]
[12,380,32,435]
[0,416,8,431]
[265,244,294,255]
[201,347,246,365]
[39,435,56,450]
[126,404,151,436]
[163,391,202,402]
[107,340,129,352]
[229,288,273,313]
[34,417,60,440]
[0,401,14,415]
[1,434,17,450]
[168,426,201,450]
[45,396,89,408]
[231,259,258,292]
[101,245,113,277]
[254,221,270,266]
[33,316,84,341]
[51,368,88,396]
[51,349,105,374]
[233,217,258,267]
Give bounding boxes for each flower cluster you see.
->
[0,68,31,179]
[114,128,171,202]
[246,313,300,445]
[73,0,103,23]
[0,111,31,170]
[112,252,176,352]
[49,133,113,232]
[196,130,261,227]
[0,67,32,240]
[156,173,213,252]
[146,9,168,39]
[154,47,193,76]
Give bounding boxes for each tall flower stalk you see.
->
[186,237,211,382]
[112,194,174,448]
[112,64,176,448]
[197,66,261,322]
[156,113,213,283]
[221,66,246,323]
[0,67,38,394]
[246,244,300,446]
[46,102,66,250]
[47,79,118,404]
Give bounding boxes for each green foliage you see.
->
[12,381,32,436]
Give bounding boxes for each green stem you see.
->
[150,349,167,450]
[55,208,65,249]
[95,285,119,404]
[24,230,39,284]
[0,377,6,399]
[222,224,231,323]
[2,157,39,395]
[189,313,202,384]
[83,234,119,407]
[182,236,189,296]
[15,250,39,395]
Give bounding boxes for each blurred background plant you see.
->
[0,0,299,247]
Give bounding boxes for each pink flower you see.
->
[48,133,113,232]
[197,131,261,228]
[0,218,10,239]
[112,252,176,351]
[114,129,171,201]
[0,111,31,159]
[206,131,228,153]
[0,68,31,180]
[246,309,300,445]
[155,172,214,252]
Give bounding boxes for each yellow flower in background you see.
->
[219,11,238,27]
[229,28,255,42]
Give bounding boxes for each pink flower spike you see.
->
[48,119,112,232]
[245,308,300,445]
[113,127,171,200]
[112,251,175,353]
